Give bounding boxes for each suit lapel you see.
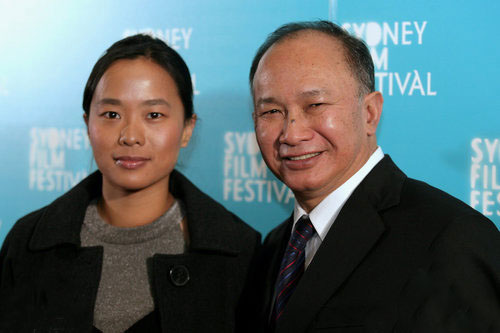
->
[276,191,385,332]
[259,217,293,329]
[275,156,405,332]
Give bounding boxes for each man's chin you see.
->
[286,181,323,198]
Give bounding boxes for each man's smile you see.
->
[285,152,321,161]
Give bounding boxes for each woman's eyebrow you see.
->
[97,98,122,106]
[141,98,171,108]
[96,98,171,108]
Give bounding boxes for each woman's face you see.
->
[85,57,195,193]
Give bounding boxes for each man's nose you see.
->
[279,111,313,145]
[118,118,145,146]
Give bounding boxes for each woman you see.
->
[0,34,260,332]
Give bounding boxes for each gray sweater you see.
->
[81,200,185,333]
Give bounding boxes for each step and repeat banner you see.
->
[0,0,498,244]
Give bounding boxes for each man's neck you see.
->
[294,146,384,214]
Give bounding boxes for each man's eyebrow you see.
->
[300,89,328,98]
[141,99,171,108]
[256,97,278,106]
[256,90,329,106]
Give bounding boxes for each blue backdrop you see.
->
[1,0,498,244]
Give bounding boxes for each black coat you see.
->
[255,156,500,332]
[0,170,260,332]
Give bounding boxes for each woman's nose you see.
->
[118,120,145,146]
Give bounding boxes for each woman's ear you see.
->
[83,113,89,134]
[181,114,197,147]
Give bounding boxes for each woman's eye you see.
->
[147,112,163,119]
[103,111,120,119]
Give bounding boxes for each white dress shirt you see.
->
[292,147,385,269]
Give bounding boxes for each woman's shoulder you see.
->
[7,206,46,237]
[1,172,102,253]
[0,205,47,260]
[171,170,261,246]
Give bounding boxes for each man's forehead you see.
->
[271,30,344,56]
[255,88,331,106]
[251,30,355,99]
[256,32,347,77]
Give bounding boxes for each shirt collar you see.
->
[293,147,384,240]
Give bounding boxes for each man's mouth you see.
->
[286,152,321,161]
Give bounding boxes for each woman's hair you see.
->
[82,34,194,120]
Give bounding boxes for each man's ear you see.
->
[362,91,383,136]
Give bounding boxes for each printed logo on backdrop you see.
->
[29,127,90,192]
[224,132,294,204]
[123,28,200,96]
[342,21,436,96]
[471,138,500,217]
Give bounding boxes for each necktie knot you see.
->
[290,215,314,251]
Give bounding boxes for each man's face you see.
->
[252,31,382,211]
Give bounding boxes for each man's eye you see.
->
[263,109,280,116]
[103,111,120,119]
[310,103,323,107]
[147,112,163,119]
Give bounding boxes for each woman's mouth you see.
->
[114,156,149,169]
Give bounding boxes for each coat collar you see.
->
[29,171,102,250]
[169,170,241,255]
[276,155,407,332]
[29,170,241,255]
[356,154,406,212]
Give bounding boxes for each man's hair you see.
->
[249,20,375,96]
[83,34,194,120]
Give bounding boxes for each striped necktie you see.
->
[273,215,315,321]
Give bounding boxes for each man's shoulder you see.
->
[385,176,499,250]
[360,157,498,249]
[400,177,487,220]
[368,156,485,219]
[390,179,500,332]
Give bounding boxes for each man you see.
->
[250,21,500,332]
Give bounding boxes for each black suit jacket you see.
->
[256,156,500,332]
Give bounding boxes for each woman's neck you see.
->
[98,178,174,228]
